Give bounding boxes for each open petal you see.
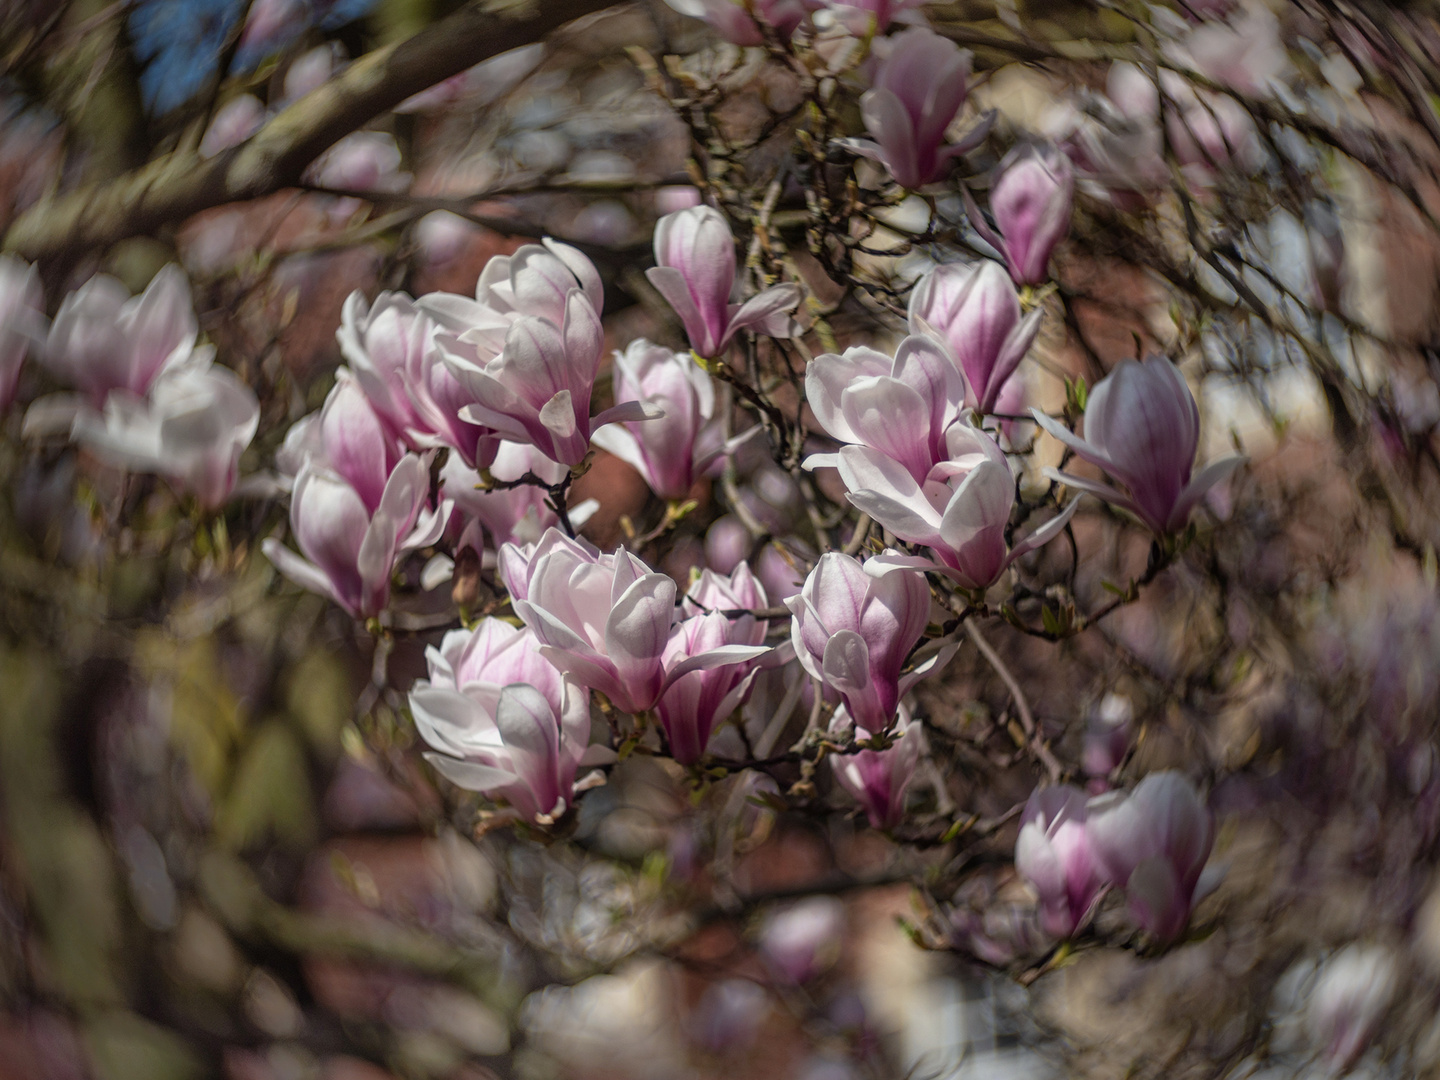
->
[1008,495,1082,562]
[822,628,871,694]
[424,752,520,793]
[1167,454,1245,530]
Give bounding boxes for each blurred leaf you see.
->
[84,1011,201,1080]
[140,635,244,797]
[286,647,354,759]
[216,720,316,850]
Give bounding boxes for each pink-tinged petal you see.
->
[727,283,801,341]
[859,88,921,188]
[592,399,667,428]
[262,538,346,611]
[424,753,521,792]
[1007,495,1082,562]
[983,304,1045,413]
[1167,453,1245,531]
[1030,409,1114,473]
[961,185,1009,265]
[840,377,934,483]
[836,445,945,544]
[821,629,871,694]
[646,266,715,357]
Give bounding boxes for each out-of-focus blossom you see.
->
[842,28,987,190]
[414,211,477,267]
[657,563,771,763]
[315,372,404,513]
[1106,63,1262,185]
[705,515,753,574]
[804,335,967,482]
[507,529,766,715]
[281,43,342,104]
[442,441,599,548]
[263,453,448,619]
[44,265,202,406]
[1032,355,1245,535]
[0,255,44,415]
[590,340,725,500]
[787,553,940,734]
[1175,7,1290,98]
[655,185,702,214]
[823,0,924,35]
[236,0,307,68]
[992,369,1029,446]
[306,131,409,193]
[198,94,264,158]
[836,422,1078,590]
[759,897,845,983]
[1014,785,1107,938]
[396,43,544,113]
[1086,771,1216,942]
[688,979,769,1055]
[829,703,923,829]
[663,0,812,46]
[646,206,800,359]
[964,144,1073,285]
[412,676,600,823]
[428,241,661,465]
[71,362,259,509]
[756,539,809,602]
[1305,944,1397,1068]
[907,261,1043,414]
[1083,692,1132,782]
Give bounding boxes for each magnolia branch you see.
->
[2,0,618,264]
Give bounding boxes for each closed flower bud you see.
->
[965,143,1074,285]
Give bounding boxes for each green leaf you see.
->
[215,721,316,851]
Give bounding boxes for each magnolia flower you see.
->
[907,261,1043,414]
[705,515,753,574]
[1014,785,1107,938]
[829,703,923,830]
[590,340,726,500]
[843,28,987,190]
[804,335,967,483]
[507,529,767,714]
[306,131,409,193]
[1305,944,1397,1068]
[441,440,600,547]
[44,264,202,406]
[788,553,942,734]
[1106,63,1261,185]
[759,898,845,983]
[1031,355,1245,535]
[422,617,563,701]
[198,94,265,158]
[336,291,427,441]
[835,422,1078,591]
[412,676,602,824]
[1086,771,1216,942]
[823,0,924,35]
[0,255,43,414]
[70,362,260,509]
[262,454,449,619]
[646,206,800,359]
[964,143,1074,285]
[1082,693,1132,782]
[315,372,404,514]
[426,240,661,465]
[663,0,812,46]
[658,563,771,763]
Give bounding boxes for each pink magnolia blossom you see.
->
[1305,945,1397,1069]
[787,553,941,734]
[907,261,1043,415]
[506,529,767,715]
[834,422,1078,591]
[759,898,845,983]
[306,132,409,194]
[823,0,925,35]
[705,515,753,574]
[804,335,967,483]
[422,617,564,701]
[262,453,449,619]
[1014,785,1107,938]
[425,241,661,465]
[198,95,264,158]
[843,27,988,190]
[829,703,924,830]
[70,361,259,510]
[412,676,602,824]
[964,143,1074,285]
[590,339,726,500]
[1107,63,1262,186]
[1085,771,1216,942]
[1031,355,1245,535]
[663,0,813,46]
[441,440,599,548]
[316,372,405,514]
[44,264,202,406]
[657,563,772,763]
[646,206,801,359]
[0,255,43,414]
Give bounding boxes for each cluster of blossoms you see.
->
[1015,771,1218,943]
[0,5,1251,953]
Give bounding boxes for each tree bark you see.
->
[3,0,619,266]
